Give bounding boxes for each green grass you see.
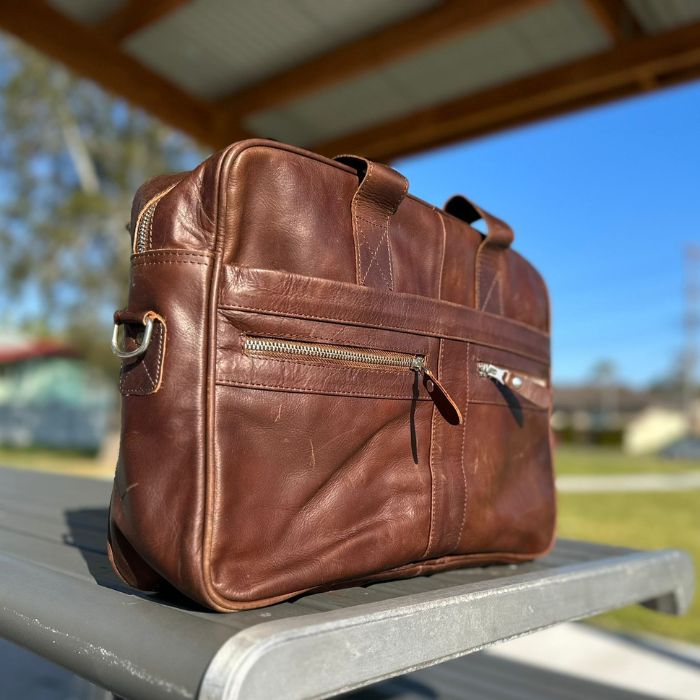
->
[555,444,700,475]
[558,489,700,644]
[0,446,112,478]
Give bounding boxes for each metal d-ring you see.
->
[111,317,154,360]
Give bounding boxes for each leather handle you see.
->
[444,195,513,249]
[445,195,514,313]
[335,155,408,290]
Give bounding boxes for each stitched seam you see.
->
[149,323,165,390]
[221,272,551,336]
[151,322,165,393]
[455,343,470,548]
[131,253,214,262]
[351,180,363,285]
[436,209,447,300]
[119,323,164,396]
[475,245,483,307]
[156,322,167,383]
[131,260,210,267]
[218,307,549,363]
[355,159,393,289]
[225,326,431,356]
[386,225,394,291]
[215,378,433,400]
[360,225,392,287]
[219,302,547,345]
[498,257,504,316]
[357,161,374,286]
[424,338,443,558]
[480,270,499,311]
[355,215,388,229]
[140,353,155,389]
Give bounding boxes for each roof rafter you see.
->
[213,0,546,143]
[0,0,230,146]
[312,18,700,162]
[583,0,644,44]
[99,0,192,42]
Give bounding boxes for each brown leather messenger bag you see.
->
[109,139,555,611]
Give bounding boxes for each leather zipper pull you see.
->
[478,363,550,409]
[419,366,463,425]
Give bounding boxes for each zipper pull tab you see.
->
[477,362,550,409]
[412,358,462,425]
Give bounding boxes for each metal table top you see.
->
[0,466,693,700]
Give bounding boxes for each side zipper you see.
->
[133,185,178,254]
[244,337,462,425]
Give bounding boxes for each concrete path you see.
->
[557,471,700,493]
[488,622,700,700]
[0,639,108,699]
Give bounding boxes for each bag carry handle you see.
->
[335,154,408,290]
[445,195,514,312]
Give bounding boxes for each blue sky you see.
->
[4,78,697,388]
[395,81,700,387]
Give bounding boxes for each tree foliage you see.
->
[0,37,204,372]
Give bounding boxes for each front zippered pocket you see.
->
[244,337,462,425]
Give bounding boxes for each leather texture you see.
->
[108,139,556,611]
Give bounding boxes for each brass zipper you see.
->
[135,199,158,254]
[244,337,462,425]
[244,337,423,371]
[133,185,177,254]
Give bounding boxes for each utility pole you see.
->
[683,244,700,428]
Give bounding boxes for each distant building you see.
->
[552,382,699,455]
[0,334,113,451]
[623,405,689,455]
[551,385,653,445]
[624,402,700,456]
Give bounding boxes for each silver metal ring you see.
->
[111,317,154,360]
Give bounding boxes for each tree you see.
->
[0,36,205,373]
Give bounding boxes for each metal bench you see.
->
[0,466,694,700]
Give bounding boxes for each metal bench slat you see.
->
[0,467,693,700]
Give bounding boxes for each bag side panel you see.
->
[109,251,214,604]
[109,146,237,606]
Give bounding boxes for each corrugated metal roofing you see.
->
[29,0,700,155]
[628,0,700,33]
[123,0,436,100]
[245,0,611,147]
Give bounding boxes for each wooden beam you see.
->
[99,0,191,42]
[214,0,545,139]
[313,19,700,162]
[584,0,644,44]
[0,0,242,147]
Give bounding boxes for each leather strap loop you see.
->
[335,155,409,290]
[445,195,514,313]
[444,195,514,250]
